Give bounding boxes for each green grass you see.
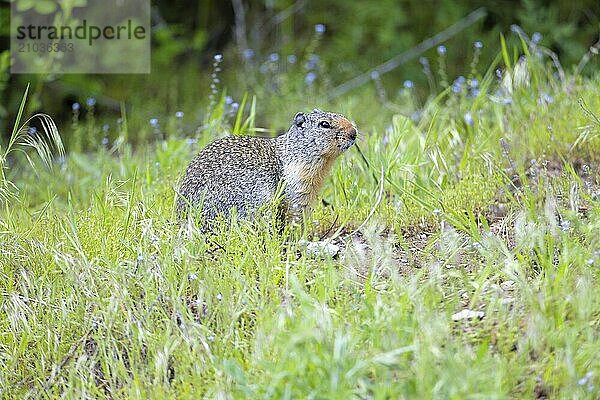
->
[1,55,599,399]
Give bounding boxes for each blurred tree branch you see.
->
[329,7,487,99]
[231,0,248,52]
[259,0,308,42]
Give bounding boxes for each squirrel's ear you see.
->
[294,112,306,128]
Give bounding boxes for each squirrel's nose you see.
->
[348,128,357,140]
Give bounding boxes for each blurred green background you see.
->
[1,0,598,146]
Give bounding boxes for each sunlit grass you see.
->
[1,52,599,399]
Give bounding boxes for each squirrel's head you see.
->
[287,109,357,159]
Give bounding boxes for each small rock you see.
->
[452,309,485,321]
[301,240,340,258]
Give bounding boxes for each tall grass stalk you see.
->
[0,84,64,204]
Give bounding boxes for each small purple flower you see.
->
[403,80,414,89]
[464,111,474,126]
[225,96,233,105]
[186,138,197,145]
[419,57,431,74]
[306,54,320,70]
[214,54,223,62]
[370,70,380,80]
[495,69,502,79]
[28,126,37,136]
[72,102,80,111]
[474,41,483,49]
[411,111,421,122]
[86,97,96,107]
[559,220,570,233]
[532,32,542,44]
[287,54,297,64]
[452,77,465,93]
[315,24,326,34]
[230,102,239,112]
[101,137,109,146]
[305,72,317,85]
[242,49,254,60]
[269,52,279,62]
[437,45,447,55]
[149,118,158,127]
[469,79,479,88]
[175,111,184,118]
[539,92,553,104]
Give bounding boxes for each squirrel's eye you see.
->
[318,121,331,129]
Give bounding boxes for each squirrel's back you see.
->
[176,135,282,225]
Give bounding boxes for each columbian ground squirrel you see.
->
[177,109,357,230]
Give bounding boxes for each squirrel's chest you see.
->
[281,158,334,206]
